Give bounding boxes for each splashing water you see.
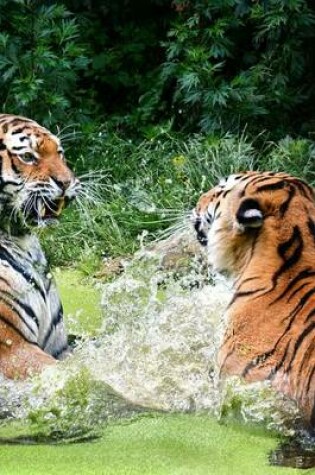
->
[0,230,302,441]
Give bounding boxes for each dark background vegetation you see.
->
[1,0,315,137]
[1,0,315,267]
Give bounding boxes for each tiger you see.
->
[193,171,315,427]
[0,113,80,379]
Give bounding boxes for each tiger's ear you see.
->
[236,198,263,230]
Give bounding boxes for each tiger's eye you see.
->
[20,152,36,164]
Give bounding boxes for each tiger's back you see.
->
[193,171,315,426]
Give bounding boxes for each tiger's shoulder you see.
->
[193,171,315,427]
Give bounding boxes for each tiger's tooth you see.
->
[55,198,65,216]
[39,203,46,218]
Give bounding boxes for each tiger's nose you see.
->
[52,177,72,192]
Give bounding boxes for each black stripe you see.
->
[256,180,286,193]
[240,175,274,197]
[0,314,37,344]
[286,321,315,372]
[294,335,314,385]
[16,300,39,328]
[0,292,38,337]
[11,146,25,151]
[242,349,275,378]
[0,179,21,189]
[235,275,260,290]
[0,139,6,151]
[305,308,315,323]
[237,175,255,196]
[0,275,11,288]
[0,287,39,326]
[41,305,64,349]
[243,287,315,378]
[206,215,212,224]
[10,118,32,126]
[287,282,311,303]
[269,342,291,377]
[213,200,221,216]
[10,159,20,175]
[305,365,315,396]
[291,288,315,321]
[275,288,315,336]
[268,290,315,378]
[290,179,314,201]
[308,219,315,245]
[0,246,46,300]
[273,226,303,287]
[11,127,25,135]
[45,276,52,293]
[270,268,315,305]
[236,173,251,180]
[279,186,295,217]
[256,178,287,193]
[228,288,266,306]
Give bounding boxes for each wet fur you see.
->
[193,171,315,426]
[0,114,79,379]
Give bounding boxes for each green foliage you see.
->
[1,0,315,136]
[0,0,315,137]
[265,136,315,183]
[75,132,254,264]
[0,0,90,128]
[63,0,172,132]
[156,0,315,136]
[40,128,315,267]
[40,126,315,267]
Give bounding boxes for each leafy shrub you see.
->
[154,0,315,136]
[0,0,90,128]
[63,0,173,133]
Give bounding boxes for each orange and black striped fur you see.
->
[193,171,315,426]
[0,114,80,379]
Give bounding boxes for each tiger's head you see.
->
[193,171,315,277]
[0,114,80,229]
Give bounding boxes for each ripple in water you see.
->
[0,230,311,459]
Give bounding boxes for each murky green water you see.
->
[0,231,314,473]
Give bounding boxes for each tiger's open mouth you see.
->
[25,197,67,224]
[193,216,208,246]
[38,197,65,219]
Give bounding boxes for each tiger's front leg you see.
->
[0,308,56,379]
[0,266,68,379]
[0,335,56,379]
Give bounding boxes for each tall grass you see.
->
[40,128,315,268]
